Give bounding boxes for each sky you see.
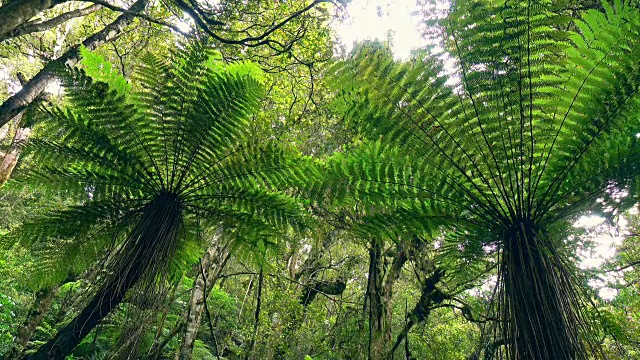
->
[334,0,426,58]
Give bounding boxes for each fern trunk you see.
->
[26,193,183,359]
[24,263,143,359]
[500,220,582,360]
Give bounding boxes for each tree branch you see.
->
[82,0,192,37]
[608,259,640,273]
[174,0,333,47]
[0,0,149,127]
[0,4,101,42]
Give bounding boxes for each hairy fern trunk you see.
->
[499,221,581,360]
[26,193,183,359]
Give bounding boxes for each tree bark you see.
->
[0,4,101,42]
[243,267,263,360]
[6,285,59,359]
[0,0,148,127]
[0,0,66,39]
[367,239,407,360]
[0,126,29,187]
[176,230,230,360]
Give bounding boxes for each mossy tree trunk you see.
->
[176,230,230,360]
[366,238,407,360]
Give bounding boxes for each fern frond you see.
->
[327,1,640,358]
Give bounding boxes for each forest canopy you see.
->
[1,0,640,359]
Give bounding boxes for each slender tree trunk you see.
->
[0,0,148,127]
[6,285,58,359]
[145,320,185,360]
[367,238,386,360]
[26,192,182,359]
[244,267,263,360]
[0,0,66,39]
[390,268,446,356]
[0,71,32,188]
[176,230,230,360]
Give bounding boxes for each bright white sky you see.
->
[334,0,426,58]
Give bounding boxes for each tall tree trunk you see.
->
[176,230,230,360]
[0,126,29,187]
[367,239,407,360]
[6,285,58,359]
[26,192,182,360]
[0,0,67,39]
[0,0,148,127]
[0,72,33,188]
[243,267,263,360]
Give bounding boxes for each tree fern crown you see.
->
[9,44,309,288]
[325,1,640,359]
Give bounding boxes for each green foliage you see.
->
[6,44,311,291]
[79,45,130,96]
[3,1,640,359]
[323,1,640,358]
[0,293,16,354]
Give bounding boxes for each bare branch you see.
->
[81,0,192,37]
[607,259,640,273]
[0,4,101,42]
[175,0,333,47]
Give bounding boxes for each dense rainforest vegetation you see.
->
[1,0,640,358]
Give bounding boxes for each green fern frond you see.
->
[325,1,640,358]
[3,42,311,357]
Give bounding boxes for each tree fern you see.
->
[5,44,310,359]
[325,1,640,359]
